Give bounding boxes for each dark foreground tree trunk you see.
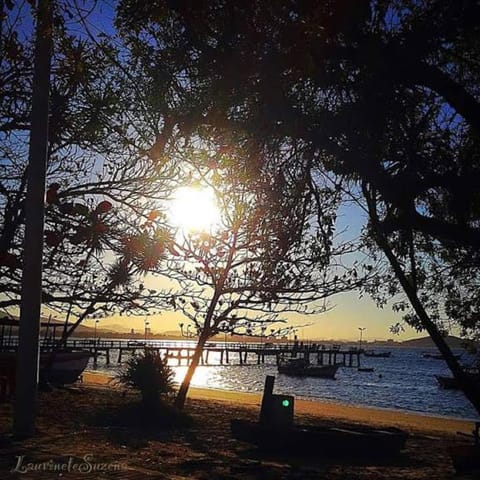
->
[366,203,480,415]
[174,332,209,409]
[14,0,53,438]
[380,237,480,414]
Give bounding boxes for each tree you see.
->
[114,0,480,413]
[0,0,186,331]
[117,350,175,409]
[147,158,360,409]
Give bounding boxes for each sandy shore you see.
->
[1,370,476,479]
[83,370,475,435]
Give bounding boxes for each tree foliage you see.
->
[0,1,185,329]
[114,0,480,411]
[114,0,480,335]
[117,349,175,408]
[147,155,362,407]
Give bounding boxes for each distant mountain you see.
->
[162,330,183,337]
[401,335,475,349]
[93,323,135,333]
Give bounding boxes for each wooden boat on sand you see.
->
[449,423,480,474]
[0,350,91,386]
[231,418,408,457]
[230,375,408,458]
[0,316,91,391]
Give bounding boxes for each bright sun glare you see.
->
[169,186,220,233]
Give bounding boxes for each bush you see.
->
[117,350,175,408]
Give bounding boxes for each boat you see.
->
[449,444,480,474]
[435,375,458,389]
[277,358,339,378]
[0,350,91,386]
[449,422,480,474]
[422,352,462,360]
[364,350,391,358]
[231,418,407,457]
[230,374,409,458]
[358,367,375,372]
[435,369,480,390]
[0,316,91,391]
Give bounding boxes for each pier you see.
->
[1,338,362,368]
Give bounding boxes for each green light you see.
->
[282,399,290,407]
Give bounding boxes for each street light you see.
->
[94,319,99,343]
[260,325,266,346]
[221,321,228,347]
[358,327,366,352]
[144,319,150,342]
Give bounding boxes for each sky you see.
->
[82,290,413,342]
[82,199,418,342]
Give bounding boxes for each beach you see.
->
[84,370,474,435]
[0,370,476,479]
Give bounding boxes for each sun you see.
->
[169,186,220,233]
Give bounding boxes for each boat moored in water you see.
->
[364,350,391,358]
[435,369,480,390]
[277,358,339,378]
[422,352,462,360]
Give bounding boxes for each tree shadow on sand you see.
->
[87,399,193,448]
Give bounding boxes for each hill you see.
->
[401,335,476,349]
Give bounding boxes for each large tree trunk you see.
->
[371,226,480,415]
[381,238,480,414]
[174,332,209,409]
[13,0,52,438]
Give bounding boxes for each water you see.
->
[88,341,479,421]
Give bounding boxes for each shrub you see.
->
[117,350,175,408]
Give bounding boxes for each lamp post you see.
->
[221,321,228,347]
[94,319,99,343]
[358,327,366,353]
[144,320,150,342]
[260,325,266,346]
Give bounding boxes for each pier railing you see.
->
[1,337,363,367]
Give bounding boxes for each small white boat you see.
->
[0,316,91,389]
[0,350,91,386]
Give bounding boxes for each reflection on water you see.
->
[90,346,479,420]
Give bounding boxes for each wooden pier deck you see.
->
[1,338,363,368]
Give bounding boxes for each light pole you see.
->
[260,325,266,346]
[222,321,228,347]
[358,327,366,352]
[144,320,150,342]
[94,319,99,343]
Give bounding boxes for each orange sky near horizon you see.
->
[82,289,419,342]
